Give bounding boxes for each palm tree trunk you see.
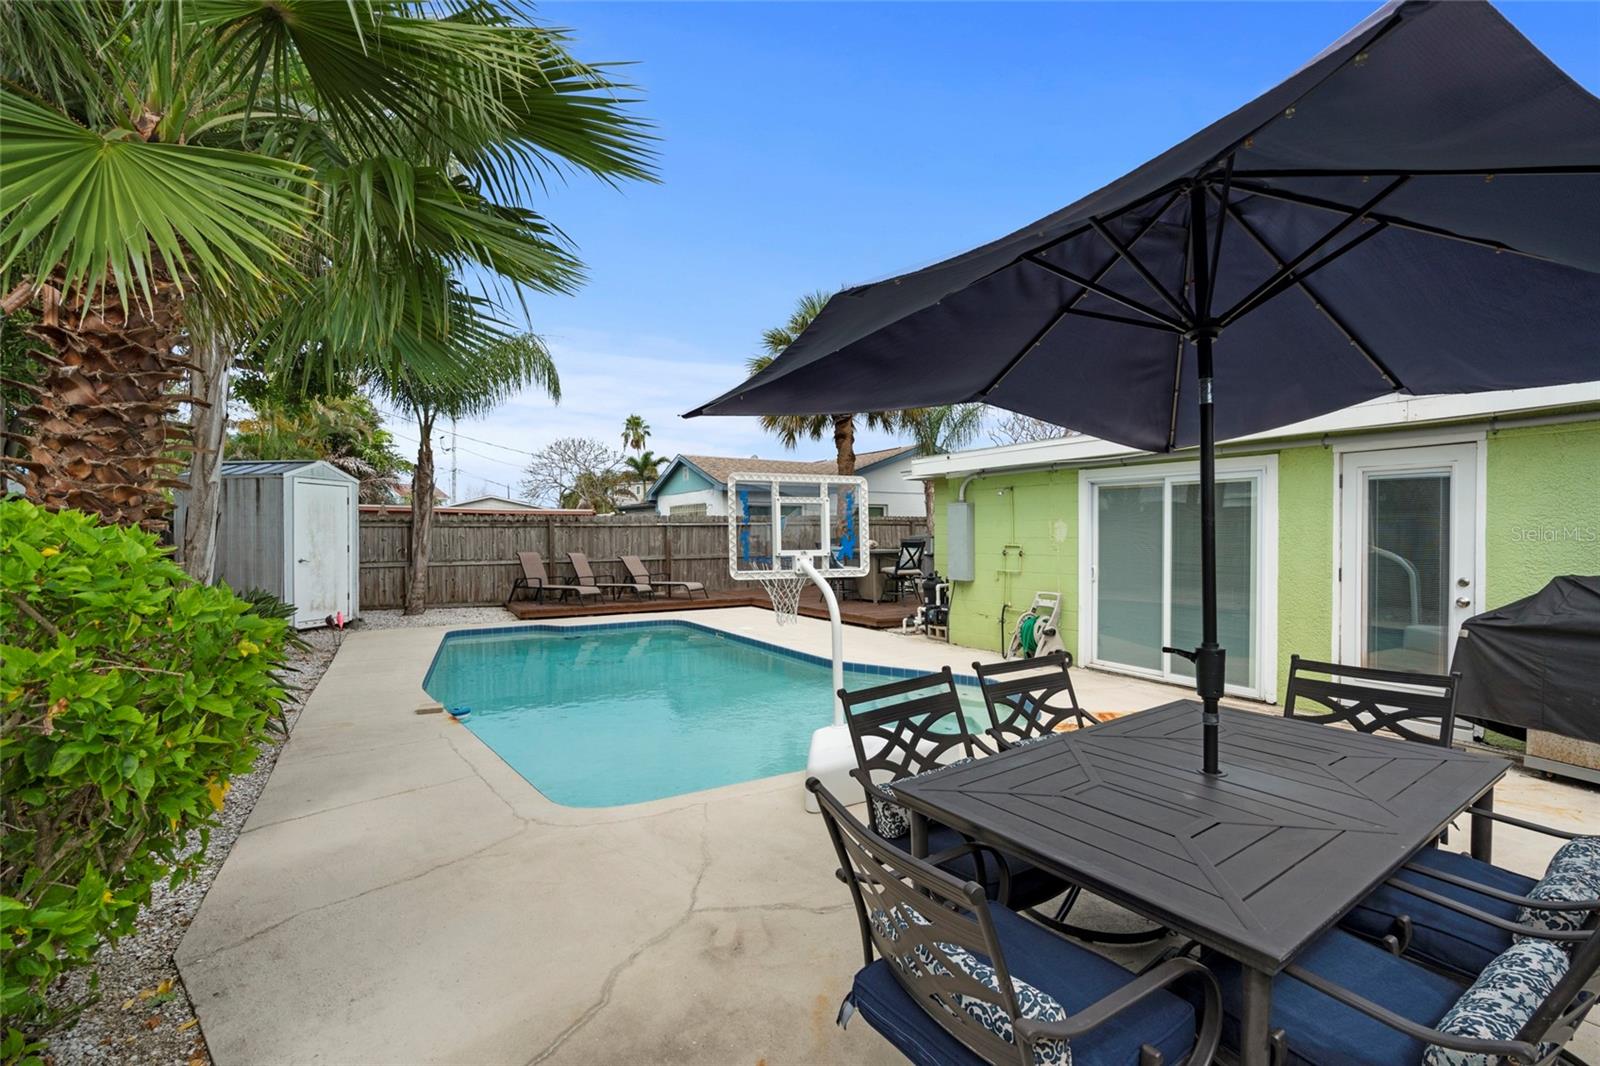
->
[404,411,436,615]
[832,415,856,475]
[923,479,936,523]
[3,278,192,533]
[179,334,231,581]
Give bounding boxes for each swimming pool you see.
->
[423,622,988,807]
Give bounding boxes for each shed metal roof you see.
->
[220,460,318,476]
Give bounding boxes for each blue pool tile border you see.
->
[421,618,984,692]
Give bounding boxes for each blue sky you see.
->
[399,1,1600,502]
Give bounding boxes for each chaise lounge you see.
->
[506,551,603,605]
[619,555,707,599]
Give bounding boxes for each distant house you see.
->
[452,495,540,511]
[644,447,923,518]
[391,479,448,505]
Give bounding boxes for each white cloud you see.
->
[377,328,909,499]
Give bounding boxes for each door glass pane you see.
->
[1365,474,1449,673]
[1170,479,1255,687]
[1096,484,1164,671]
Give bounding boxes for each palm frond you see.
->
[0,90,310,308]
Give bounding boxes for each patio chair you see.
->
[972,653,1096,750]
[810,778,1223,1066]
[1198,915,1599,1066]
[838,669,1072,915]
[505,551,602,606]
[879,537,928,603]
[619,555,707,599]
[1342,808,1600,979]
[567,551,651,600]
[1283,655,1460,746]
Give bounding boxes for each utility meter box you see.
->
[945,501,975,582]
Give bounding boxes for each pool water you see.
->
[423,623,988,807]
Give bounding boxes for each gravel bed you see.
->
[354,606,515,630]
[41,608,509,1065]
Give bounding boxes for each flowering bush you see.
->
[0,500,290,1043]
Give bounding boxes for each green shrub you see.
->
[0,499,291,1039]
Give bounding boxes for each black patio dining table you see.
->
[892,700,1508,1066]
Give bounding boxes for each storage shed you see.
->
[183,460,360,628]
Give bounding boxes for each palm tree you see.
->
[377,332,560,615]
[621,414,651,454]
[0,2,652,535]
[899,404,985,518]
[745,291,899,474]
[623,449,662,498]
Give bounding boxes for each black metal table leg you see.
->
[1238,966,1273,1066]
[909,811,928,860]
[1471,787,1495,863]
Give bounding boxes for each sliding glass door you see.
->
[1085,460,1274,698]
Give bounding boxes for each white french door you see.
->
[1337,443,1480,674]
[1081,457,1278,699]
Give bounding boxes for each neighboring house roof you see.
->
[452,495,538,510]
[392,479,449,503]
[651,446,917,499]
[908,383,1600,479]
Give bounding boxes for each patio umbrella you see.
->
[687,0,1600,775]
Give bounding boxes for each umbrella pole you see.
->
[1191,184,1226,776]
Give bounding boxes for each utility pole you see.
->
[450,418,458,505]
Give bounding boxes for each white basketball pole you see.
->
[798,555,853,812]
[796,556,845,726]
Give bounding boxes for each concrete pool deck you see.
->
[177,607,1600,1064]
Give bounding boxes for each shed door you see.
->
[292,479,353,628]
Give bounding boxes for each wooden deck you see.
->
[503,586,917,629]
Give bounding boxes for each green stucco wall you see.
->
[935,415,1599,705]
[935,470,1080,656]
[1484,421,1600,607]
[1272,446,1334,699]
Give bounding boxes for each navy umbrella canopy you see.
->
[689,0,1600,773]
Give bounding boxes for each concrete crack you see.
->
[180,823,530,966]
[240,774,477,834]
[525,803,714,1066]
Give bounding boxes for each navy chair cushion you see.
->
[1343,847,1536,977]
[847,906,1197,1066]
[886,825,1069,912]
[1204,929,1467,1066]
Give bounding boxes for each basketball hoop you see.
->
[756,567,806,625]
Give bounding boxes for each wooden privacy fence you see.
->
[358,510,930,610]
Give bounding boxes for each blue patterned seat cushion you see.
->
[1422,938,1569,1066]
[881,824,1067,912]
[1203,929,1467,1066]
[869,757,976,839]
[1515,869,1598,946]
[869,900,1071,1065]
[1546,836,1600,884]
[1344,847,1533,977]
[846,904,1196,1066]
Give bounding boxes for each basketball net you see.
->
[757,566,807,625]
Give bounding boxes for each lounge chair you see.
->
[810,778,1223,1066]
[567,551,651,600]
[972,652,1096,750]
[1283,655,1460,746]
[505,551,602,605]
[619,555,706,599]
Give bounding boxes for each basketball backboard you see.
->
[727,473,870,580]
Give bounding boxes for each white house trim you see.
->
[1077,455,1279,701]
[909,383,1600,479]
